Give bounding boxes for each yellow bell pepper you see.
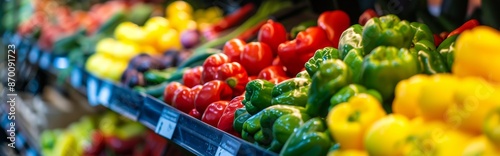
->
[144,17,171,47]
[484,107,500,147]
[327,149,368,156]
[418,74,458,121]
[453,26,500,83]
[166,1,193,17]
[364,114,410,156]
[326,94,386,150]
[392,74,429,119]
[85,53,113,78]
[463,135,500,156]
[114,22,148,44]
[157,29,181,51]
[95,38,116,56]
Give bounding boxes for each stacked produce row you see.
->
[2,0,500,155]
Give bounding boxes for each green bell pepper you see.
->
[234,108,252,135]
[306,59,352,117]
[304,47,340,76]
[280,118,332,156]
[243,79,275,115]
[410,22,435,44]
[361,46,420,102]
[271,78,311,107]
[342,48,364,83]
[437,35,458,70]
[329,84,383,110]
[413,39,449,74]
[338,24,364,59]
[242,105,310,152]
[295,70,310,80]
[362,15,415,53]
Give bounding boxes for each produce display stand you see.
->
[1,32,277,156]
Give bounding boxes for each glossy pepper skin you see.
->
[163,82,184,105]
[295,70,310,80]
[317,10,351,48]
[329,84,382,111]
[243,79,275,115]
[233,107,252,135]
[217,62,249,96]
[338,24,363,59]
[217,96,245,137]
[271,78,311,107]
[343,48,364,83]
[413,40,449,74]
[183,66,203,88]
[280,118,332,156]
[258,20,287,55]
[194,80,233,113]
[362,15,415,53]
[257,65,288,81]
[223,38,246,62]
[201,101,229,127]
[410,22,435,44]
[306,59,352,117]
[240,42,274,76]
[361,46,419,102]
[326,94,386,150]
[242,105,311,152]
[437,35,458,71]
[201,53,231,83]
[304,47,340,76]
[172,85,203,114]
[278,27,334,76]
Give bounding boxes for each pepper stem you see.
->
[226,77,237,88]
[348,111,361,122]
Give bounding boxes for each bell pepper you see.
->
[258,20,287,55]
[243,79,275,115]
[463,135,500,155]
[223,38,246,62]
[257,65,288,81]
[242,105,311,152]
[202,101,229,127]
[342,48,364,83]
[358,9,378,26]
[201,53,230,83]
[306,59,352,117]
[327,149,368,156]
[172,85,203,114]
[217,96,245,137]
[268,77,289,85]
[217,62,249,96]
[189,108,202,119]
[362,15,415,53]
[233,107,252,135]
[278,27,334,76]
[290,20,317,39]
[338,24,363,59]
[453,26,500,83]
[163,82,184,105]
[295,70,310,80]
[360,46,420,102]
[326,94,386,150]
[329,84,382,110]
[194,80,233,113]
[280,117,333,156]
[447,19,480,38]
[182,66,203,88]
[484,107,500,147]
[240,42,274,76]
[317,10,351,48]
[271,78,311,107]
[436,35,458,70]
[364,114,410,155]
[392,75,429,119]
[304,47,341,77]
[410,22,435,44]
[413,40,449,74]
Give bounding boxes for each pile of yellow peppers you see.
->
[326,26,500,155]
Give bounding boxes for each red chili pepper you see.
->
[447,19,480,38]
[317,10,351,48]
[163,82,184,105]
[236,20,266,41]
[359,9,378,26]
[278,27,333,76]
[258,20,288,56]
[194,80,233,113]
[433,34,444,47]
[183,66,203,88]
[172,85,202,114]
[240,42,274,76]
[201,53,231,83]
[268,76,289,84]
[257,65,288,81]
[223,39,246,63]
[217,62,249,96]
[217,95,244,137]
[189,108,202,119]
[204,3,255,38]
[201,101,229,127]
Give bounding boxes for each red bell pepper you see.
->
[217,62,249,96]
[359,9,378,26]
[269,76,289,84]
[194,80,233,113]
[278,27,333,76]
[248,76,258,82]
[257,65,288,81]
[217,95,245,137]
[223,38,246,63]
[258,20,288,55]
[447,19,480,38]
[272,57,282,66]
[240,42,274,76]
[202,101,229,127]
[163,82,184,105]
[183,66,203,88]
[189,108,202,119]
[172,85,203,114]
[317,10,351,48]
[201,53,231,83]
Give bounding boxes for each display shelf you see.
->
[3,32,277,156]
